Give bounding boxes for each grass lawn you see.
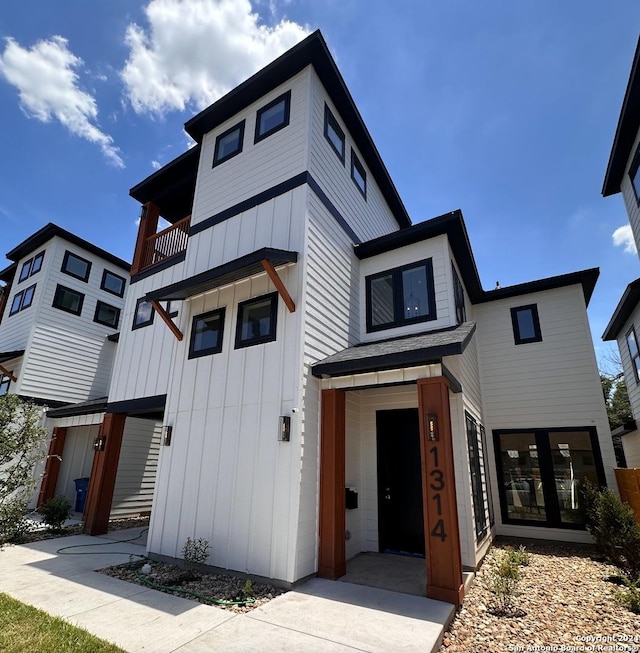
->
[0,593,126,653]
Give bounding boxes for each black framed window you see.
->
[630,145,640,203]
[626,326,640,383]
[18,251,44,283]
[132,298,154,329]
[9,292,23,316]
[213,120,245,166]
[52,284,84,316]
[19,260,31,283]
[31,251,44,275]
[235,292,278,348]
[494,427,606,529]
[466,413,488,541]
[94,301,121,329]
[0,373,11,396]
[350,148,366,198]
[324,104,345,163]
[366,259,437,332]
[101,270,126,297]
[255,91,290,143]
[61,251,91,282]
[510,304,542,345]
[8,284,36,315]
[189,307,225,359]
[166,301,178,318]
[452,264,466,324]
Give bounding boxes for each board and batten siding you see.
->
[474,284,617,542]
[616,302,640,431]
[620,128,640,257]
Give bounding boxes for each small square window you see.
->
[62,251,91,282]
[511,304,542,345]
[626,327,640,383]
[53,284,84,316]
[0,373,11,396]
[255,91,291,143]
[101,270,126,297]
[132,298,154,329]
[31,251,44,275]
[235,292,278,348]
[21,284,36,310]
[9,291,23,316]
[19,260,32,283]
[94,301,121,329]
[189,307,225,359]
[166,301,178,318]
[350,149,366,199]
[324,104,345,163]
[213,120,245,166]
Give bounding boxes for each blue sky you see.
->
[0,0,639,366]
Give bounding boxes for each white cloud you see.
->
[612,224,638,255]
[151,159,162,169]
[121,0,310,115]
[0,36,124,168]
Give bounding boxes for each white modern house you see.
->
[602,35,640,468]
[57,31,614,605]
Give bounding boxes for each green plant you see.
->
[241,579,254,599]
[181,537,210,574]
[37,496,72,532]
[505,544,530,567]
[613,577,640,614]
[485,552,522,615]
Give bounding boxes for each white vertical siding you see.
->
[620,129,640,256]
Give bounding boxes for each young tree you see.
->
[0,394,48,544]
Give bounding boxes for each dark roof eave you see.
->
[46,397,109,419]
[602,277,640,340]
[0,349,25,365]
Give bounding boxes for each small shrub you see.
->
[486,551,523,616]
[613,577,640,614]
[37,496,72,532]
[505,545,530,567]
[242,579,254,599]
[182,537,210,575]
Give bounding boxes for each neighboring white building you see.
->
[602,36,640,468]
[72,31,614,605]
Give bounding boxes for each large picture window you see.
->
[494,428,606,529]
[52,284,84,316]
[366,259,436,332]
[235,292,278,348]
[189,308,225,359]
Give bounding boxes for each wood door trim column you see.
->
[318,388,346,579]
[418,376,464,606]
[37,427,67,506]
[83,413,126,536]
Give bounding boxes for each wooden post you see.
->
[318,388,346,579]
[417,377,464,606]
[150,300,183,341]
[131,202,160,275]
[83,413,126,535]
[37,427,68,506]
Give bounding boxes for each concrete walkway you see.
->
[0,533,454,652]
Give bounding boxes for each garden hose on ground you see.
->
[54,528,255,607]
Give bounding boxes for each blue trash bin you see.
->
[73,477,90,513]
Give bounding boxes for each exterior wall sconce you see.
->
[93,435,106,451]
[163,425,173,446]
[278,416,290,442]
[427,413,438,441]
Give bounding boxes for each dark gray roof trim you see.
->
[47,397,108,419]
[130,251,187,285]
[183,30,411,230]
[602,277,640,340]
[311,321,476,378]
[5,223,130,271]
[106,394,167,416]
[0,350,24,364]
[603,36,640,197]
[145,248,298,301]
[0,263,17,283]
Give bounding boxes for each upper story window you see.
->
[101,270,126,297]
[254,91,291,143]
[510,304,542,345]
[62,251,91,282]
[235,292,278,348]
[52,284,84,316]
[350,149,366,199]
[0,372,11,396]
[366,259,436,333]
[94,301,121,329]
[630,145,640,202]
[132,298,154,330]
[452,264,466,324]
[189,308,225,359]
[19,251,44,283]
[166,301,178,318]
[9,284,36,316]
[324,104,345,163]
[626,326,640,383]
[213,120,245,167]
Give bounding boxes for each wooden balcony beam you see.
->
[150,300,183,341]
[0,364,17,382]
[261,259,295,313]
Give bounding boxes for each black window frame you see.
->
[132,298,155,330]
[0,372,11,396]
[254,91,291,144]
[52,284,84,316]
[9,291,23,316]
[452,264,466,325]
[213,119,245,167]
[630,144,640,204]
[100,269,126,298]
[18,260,32,283]
[365,258,437,333]
[466,412,489,542]
[21,284,36,310]
[324,104,345,164]
[234,292,278,349]
[188,307,226,359]
[31,251,44,275]
[350,148,367,199]
[166,301,178,318]
[626,326,640,383]
[61,250,92,282]
[94,300,121,329]
[510,304,542,345]
[493,427,607,530]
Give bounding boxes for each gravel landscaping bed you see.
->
[440,540,640,652]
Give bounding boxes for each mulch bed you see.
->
[440,541,640,652]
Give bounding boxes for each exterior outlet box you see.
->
[345,487,358,510]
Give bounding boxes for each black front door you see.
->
[376,408,425,556]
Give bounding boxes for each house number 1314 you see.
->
[429,445,447,542]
